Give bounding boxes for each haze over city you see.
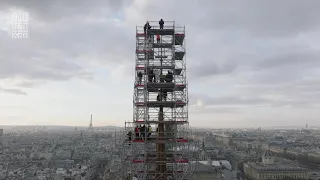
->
[1,0,320,128]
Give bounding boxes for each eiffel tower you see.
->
[88,114,93,131]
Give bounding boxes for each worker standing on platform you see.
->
[159,19,164,29]
[148,68,154,82]
[154,69,160,82]
[135,126,139,140]
[127,131,132,145]
[160,73,165,82]
[141,124,146,140]
[137,71,143,84]
[156,34,160,43]
[163,91,167,101]
[147,125,152,139]
[144,21,152,38]
[152,69,156,83]
[144,21,149,34]
[166,70,173,82]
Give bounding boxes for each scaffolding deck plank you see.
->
[154,55,168,59]
[153,43,172,48]
[147,29,174,35]
[147,82,175,89]
[136,65,175,70]
[135,120,187,124]
[135,83,186,92]
[135,101,186,108]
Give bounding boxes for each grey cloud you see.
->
[256,50,320,70]
[189,62,238,78]
[190,106,241,114]
[0,1,133,86]
[199,0,320,37]
[238,78,320,106]
[0,86,27,95]
[190,91,320,109]
[0,0,128,22]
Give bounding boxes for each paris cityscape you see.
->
[1,0,320,180]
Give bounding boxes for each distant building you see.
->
[244,150,309,180]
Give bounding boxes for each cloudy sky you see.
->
[1,0,320,128]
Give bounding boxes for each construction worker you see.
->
[127,131,132,141]
[137,71,143,84]
[156,34,160,43]
[135,126,139,140]
[154,69,160,82]
[165,70,173,83]
[148,125,152,139]
[144,21,149,34]
[159,19,164,29]
[159,73,165,82]
[127,131,132,145]
[141,124,146,140]
[163,91,167,101]
[144,21,152,38]
[148,68,154,82]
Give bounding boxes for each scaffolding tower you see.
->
[122,20,193,180]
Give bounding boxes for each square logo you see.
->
[11,11,29,39]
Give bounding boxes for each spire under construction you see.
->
[121,20,194,180]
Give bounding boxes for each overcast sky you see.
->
[1,0,320,128]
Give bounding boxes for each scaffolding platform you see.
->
[135,120,188,125]
[136,65,175,70]
[148,83,186,91]
[135,101,186,108]
[153,43,172,48]
[136,67,182,76]
[137,33,185,45]
[147,29,175,36]
[135,83,186,92]
[155,55,168,59]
